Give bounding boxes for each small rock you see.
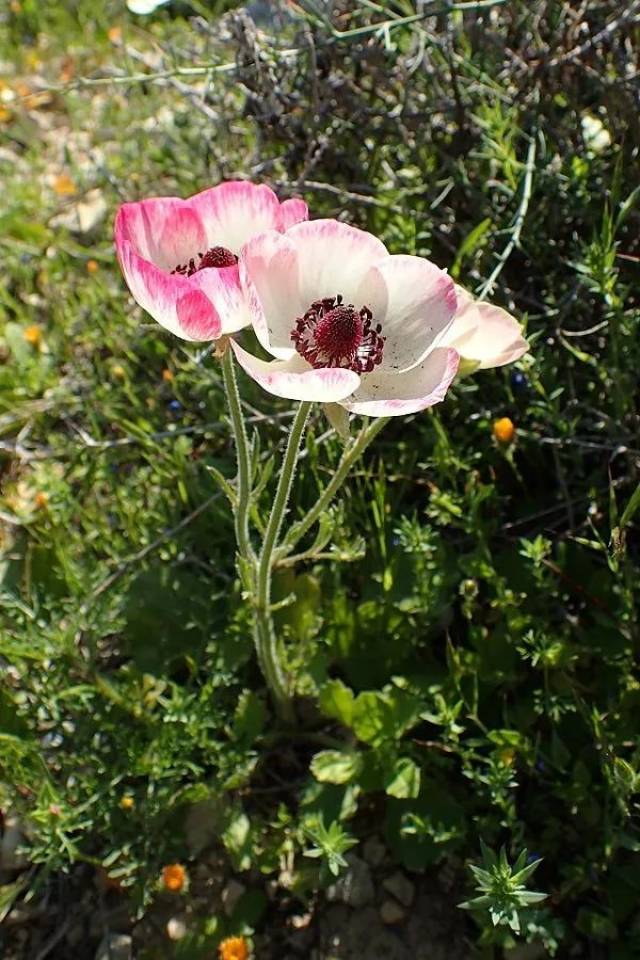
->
[0,814,28,872]
[383,871,415,907]
[380,898,406,925]
[167,916,187,940]
[222,879,246,916]
[326,854,374,909]
[362,835,387,868]
[95,933,132,960]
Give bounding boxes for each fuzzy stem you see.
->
[254,401,312,722]
[280,416,389,557]
[221,346,254,562]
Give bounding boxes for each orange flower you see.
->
[108,26,123,44]
[87,259,99,274]
[53,173,76,197]
[493,417,516,445]
[162,368,174,382]
[162,863,186,893]
[23,324,42,346]
[219,936,249,960]
[0,106,11,124]
[35,492,48,509]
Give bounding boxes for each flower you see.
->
[119,795,134,810]
[86,259,99,274]
[162,863,187,892]
[23,324,42,347]
[444,284,528,373]
[493,417,516,444]
[219,936,249,960]
[232,220,461,417]
[115,182,308,342]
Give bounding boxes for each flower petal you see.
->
[117,241,221,340]
[342,347,459,417]
[286,219,389,307]
[444,285,528,369]
[190,264,250,334]
[188,181,297,254]
[231,339,360,402]
[239,231,302,359]
[115,200,207,272]
[279,198,309,231]
[357,255,457,373]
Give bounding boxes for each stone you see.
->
[166,917,187,940]
[362,835,387,868]
[95,933,132,960]
[380,898,406,925]
[326,854,374,909]
[383,871,415,907]
[222,879,246,916]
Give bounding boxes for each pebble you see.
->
[222,879,246,916]
[326,854,374,909]
[383,871,415,907]
[380,899,406,925]
[166,916,187,940]
[95,932,132,960]
[362,835,387,868]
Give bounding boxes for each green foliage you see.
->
[460,841,546,933]
[1,0,640,956]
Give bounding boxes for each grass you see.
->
[1,0,640,957]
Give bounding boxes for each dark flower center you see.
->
[171,245,238,276]
[291,294,385,374]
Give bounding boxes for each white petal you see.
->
[285,219,389,307]
[357,255,457,373]
[239,231,302,359]
[445,285,528,369]
[342,347,459,417]
[231,339,360,403]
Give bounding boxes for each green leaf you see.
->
[384,756,421,799]
[233,690,266,746]
[319,679,355,727]
[310,750,363,785]
[451,217,492,278]
[620,482,640,529]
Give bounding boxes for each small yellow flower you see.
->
[493,417,516,445]
[35,491,48,509]
[0,105,11,123]
[112,364,126,380]
[162,863,186,893]
[23,324,42,347]
[498,747,516,766]
[219,936,249,960]
[108,26,123,44]
[53,173,76,197]
[162,368,174,382]
[120,795,134,811]
[87,259,99,274]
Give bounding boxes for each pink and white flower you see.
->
[114,181,308,341]
[232,220,461,417]
[444,284,528,372]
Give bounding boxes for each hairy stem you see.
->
[280,415,389,557]
[255,401,312,722]
[221,345,254,562]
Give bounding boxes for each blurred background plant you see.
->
[0,0,639,957]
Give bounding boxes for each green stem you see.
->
[221,346,253,562]
[255,401,312,722]
[280,416,389,557]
